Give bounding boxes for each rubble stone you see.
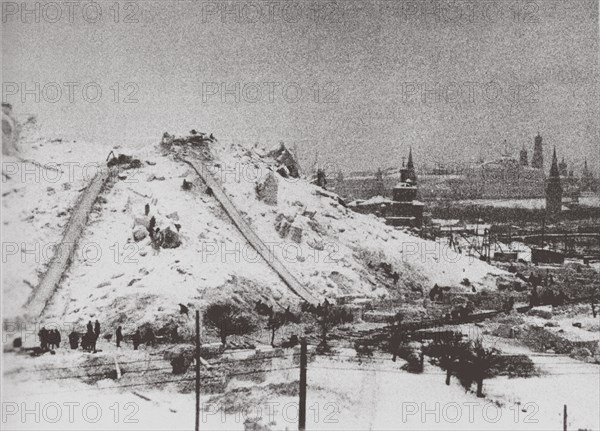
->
[570,347,592,359]
[255,171,278,205]
[133,225,148,241]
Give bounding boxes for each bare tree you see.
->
[266,312,287,347]
[457,339,500,398]
[423,332,468,386]
[306,301,353,349]
[203,303,256,346]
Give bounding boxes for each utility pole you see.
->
[563,404,567,431]
[299,338,307,431]
[195,310,201,431]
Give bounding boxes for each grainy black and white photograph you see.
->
[1,0,599,430]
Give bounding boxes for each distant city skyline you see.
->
[302,134,594,177]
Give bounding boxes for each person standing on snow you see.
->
[116,326,123,348]
[132,330,142,350]
[94,320,101,338]
[38,327,48,350]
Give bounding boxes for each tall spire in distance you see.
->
[546,146,563,215]
[549,147,560,178]
[407,147,414,169]
[406,147,417,183]
[532,133,544,169]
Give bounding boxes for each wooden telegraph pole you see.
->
[195,310,201,431]
[299,338,307,431]
[563,404,567,431]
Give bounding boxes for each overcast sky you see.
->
[2,0,599,173]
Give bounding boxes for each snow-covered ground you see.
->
[8,125,597,431]
[198,138,506,296]
[4,127,509,333]
[3,341,599,430]
[2,126,115,319]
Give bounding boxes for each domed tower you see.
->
[546,147,562,215]
[581,159,596,192]
[519,144,529,166]
[531,133,544,169]
[397,153,416,201]
[559,157,568,177]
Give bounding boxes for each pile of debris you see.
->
[132,204,181,249]
[107,153,142,169]
[266,142,300,178]
[255,171,278,205]
[275,212,303,243]
[161,130,216,151]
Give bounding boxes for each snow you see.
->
[2,130,113,319]
[4,342,598,430]
[474,335,600,431]
[4,128,509,331]
[355,195,392,205]
[2,125,599,431]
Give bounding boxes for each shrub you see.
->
[203,303,257,346]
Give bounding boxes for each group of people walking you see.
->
[37,328,61,350]
[39,320,102,352]
[38,320,163,353]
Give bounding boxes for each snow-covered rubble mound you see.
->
[2,123,117,320]
[207,139,506,298]
[3,128,508,334]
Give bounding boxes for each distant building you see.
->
[581,159,598,192]
[349,149,424,228]
[387,150,424,227]
[334,154,546,201]
[559,157,568,177]
[519,145,529,167]
[374,168,385,197]
[546,147,563,215]
[332,133,593,202]
[531,133,544,169]
[582,159,592,178]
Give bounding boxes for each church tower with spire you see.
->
[531,133,544,169]
[545,147,562,215]
[403,147,417,184]
[391,148,423,227]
